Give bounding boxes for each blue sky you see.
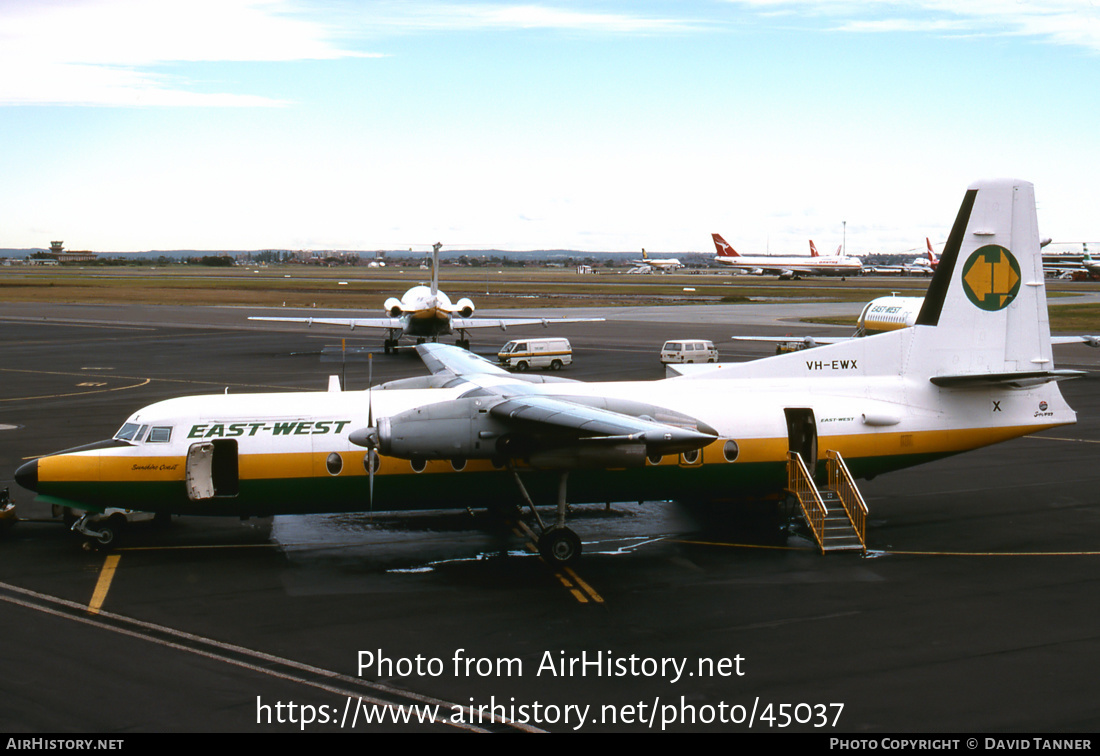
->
[2,0,1098,255]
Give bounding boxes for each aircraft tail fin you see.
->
[809,240,819,257]
[712,234,738,257]
[908,179,1056,377]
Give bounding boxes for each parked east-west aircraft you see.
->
[250,243,602,352]
[631,249,683,272]
[15,180,1083,564]
[712,234,862,278]
[716,292,1098,356]
[1043,244,1100,279]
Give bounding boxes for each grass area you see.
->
[1,266,1097,331]
[0,265,934,309]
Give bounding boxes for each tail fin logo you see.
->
[961,245,1022,311]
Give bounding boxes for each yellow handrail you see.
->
[826,450,867,553]
[787,451,827,553]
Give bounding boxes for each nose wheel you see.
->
[72,512,125,551]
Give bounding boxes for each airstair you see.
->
[786,450,867,554]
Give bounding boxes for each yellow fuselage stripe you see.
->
[38,424,1053,484]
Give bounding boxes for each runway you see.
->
[1,301,1099,734]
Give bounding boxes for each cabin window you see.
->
[326,453,343,476]
[363,453,380,474]
[723,440,739,462]
[147,427,173,443]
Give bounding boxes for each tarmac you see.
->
[1,300,1099,734]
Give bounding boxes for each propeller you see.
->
[347,354,381,512]
[367,354,377,510]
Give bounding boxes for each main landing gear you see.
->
[511,469,582,566]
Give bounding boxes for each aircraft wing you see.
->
[449,316,604,330]
[731,335,848,346]
[487,394,715,454]
[418,342,512,376]
[248,316,402,329]
[411,344,716,455]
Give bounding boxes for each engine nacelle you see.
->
[527,443,646,470]
[384,297,403,318]
[454,298,475,318]
[374,396,715,467]
[378,398,510,459]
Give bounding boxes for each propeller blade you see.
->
[368,353,373,513]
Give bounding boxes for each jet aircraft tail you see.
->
[711,233,738,258]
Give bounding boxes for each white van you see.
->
[660,339,718,364]
[497,338,572,371]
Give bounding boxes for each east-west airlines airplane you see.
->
[631,248,683,271]
[1042,243,1100,279]
[712,234,862,279]
[251,243,602,352]
[16,179,1086,564]
[707,293,1098,357]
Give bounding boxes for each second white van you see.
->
[497,338,572,371]
[659,339,718,364]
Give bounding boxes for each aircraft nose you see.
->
[14,459,38,492]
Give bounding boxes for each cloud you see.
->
[361,2,702,33]
[0,0,375,107]
[723,0,1100,52]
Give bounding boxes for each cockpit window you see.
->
[114,423,143,441]
[147,427,173,443]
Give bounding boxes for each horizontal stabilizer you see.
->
[930,370,1085,389]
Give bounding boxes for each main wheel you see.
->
[538,527,581,566]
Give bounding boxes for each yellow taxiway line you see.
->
[88,554,120,615]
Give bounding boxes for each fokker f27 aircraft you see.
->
[250,243,601,352]
[15,180,1082,564]
[712,234,863,278]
